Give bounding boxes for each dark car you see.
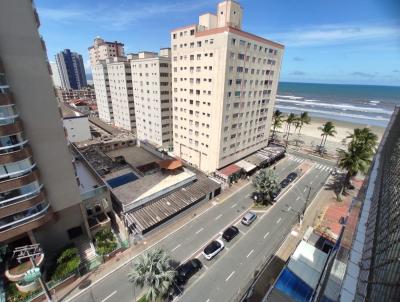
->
[271,188,281,200]
[222,226,239,242]
[287,172,298,182]
[176,259,203,285]
[280,178,289,188]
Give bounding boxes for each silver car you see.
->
[241,212,257,226]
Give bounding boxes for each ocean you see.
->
[276,82,400,127]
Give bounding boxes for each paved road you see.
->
[64,156,302,302]
[178,163,331,302]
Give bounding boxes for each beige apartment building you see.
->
[131,49,172,148]
[171,0,284,173]
[89,37,125,124]
[108,56,136,131]
[0,0,90,252]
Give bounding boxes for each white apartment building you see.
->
[89,37,125,67]
[171,0,284,173]
[131,49,172,149]
[89,37,125,124]
[108,56,136,131]
[92,63,113,123]
[50,61,62,87]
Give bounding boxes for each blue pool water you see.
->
[107,172,138,188]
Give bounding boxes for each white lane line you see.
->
[206,299,210,302]
[296,196,300,201]
[100,291,117,302]
[264,232,270,239]
[225,271,235,282]
[303,188,307,192]
[231,203,237,208]
[276,218,282,224]
[171,244,181,252]
[310,181,313,185]
[215,214,223,221]
[287,206,292,212]
[247,249,254,258]
[195,227,204,234]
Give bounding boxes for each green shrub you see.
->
[95,229,117,256]
[51,247,80,280]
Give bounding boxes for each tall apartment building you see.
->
[89,37,125,124]
[0,0,89,253]
[108,56,136,131]
[88,37,125,67]
[314,107,400,302]
[171,0,284,173]
[55,49,87,90]
[131,49,172,148]
[49,61,62,88]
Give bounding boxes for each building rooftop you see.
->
[106,146,160,168]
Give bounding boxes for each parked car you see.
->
[287,172,298,182]
[176,259,202,285]
[222,226,239,242]
[271,188,281,200]
[280,178,290,188]
[241,212,257,226]
[202,239,224,260]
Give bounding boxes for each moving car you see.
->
[202,239,224,260]
[222,226,239,242]
[280,178,289,188]
[176,259,202,285]
[241,212,257,226]
[287,172,298,182]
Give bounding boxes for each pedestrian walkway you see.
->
[287,154,336,173]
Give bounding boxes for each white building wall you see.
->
[50,61,62,88]
[63,117,91,142]
[108,59,136,131]
[131,51,172,148]
[92,63,113,123]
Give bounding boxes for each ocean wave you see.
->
[275,105,390,122]
[276,98,393,115]
[276,95,304,100]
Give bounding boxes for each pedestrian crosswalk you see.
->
[287,154,335,173]
[288,155,305,164]
[314,163,334,172]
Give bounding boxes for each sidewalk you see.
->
[246,175,359,302]
[52,177,252,302]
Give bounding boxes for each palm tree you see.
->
[346,128,378,154]
[271,110,284,140]
[318,121,337,154]
[285,113,297,145]
[128,248,176,302]
[297,112,311,136]
[252,169,279,205]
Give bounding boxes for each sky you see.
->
[35,0,400,86]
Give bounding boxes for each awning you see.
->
[235,160,257,172]
[159,159,183,170]
[216,164,242,180]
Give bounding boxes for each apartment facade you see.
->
[55,49,87,90]
[50,61,62,88]
[171,0,284,173]
[131,49,172,148]
[89,38,125,125]
[108,56,136,131]
[88,37,124,67]
[0,0,89,253]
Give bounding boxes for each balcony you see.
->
[0,146,32,165]
[0,206,53,242]
[0,170,39,193]
[0,93,14,106]
[0,119,23,136]
[0,189,45,219]
[5,253,44,282]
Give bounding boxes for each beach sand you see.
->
[274,116,386,155]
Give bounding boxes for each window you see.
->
[190,29,195,35]
[197,41,202,47]
[237,67,243,72]
[231,38,236,46]
[238,53,245,60]
[239,40,246,46]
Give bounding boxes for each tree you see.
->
[252,169,280,205]
[271,110,284,140]
[285,113,297,145]
[338,128,378,191]
[297,112,311,136]
[128,248,176,302]
[318,121,337,154]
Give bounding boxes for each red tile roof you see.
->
[219,164,241,177]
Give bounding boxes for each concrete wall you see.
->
[63,117,91,142]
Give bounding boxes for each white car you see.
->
[202,239,225,260]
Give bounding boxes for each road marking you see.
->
[195,227,204,234]
[264,232,270,239]
[315,174,319,178]
[100,291,117,302]
[215,214,223,221]
[296,197,300,201]
[287,206,292,212]
[171,244,181,252]
[276,218,282,224]
[310,181,313,185]
[247,249,254,258]
[226,271,235,282]
[231,203,237,208]
[206,299,210,302]
[303,188,307,192]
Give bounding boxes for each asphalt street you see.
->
[63,153,331,302]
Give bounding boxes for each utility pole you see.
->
[13,244,52,302]
[303,186,313,215]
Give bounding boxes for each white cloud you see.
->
[264,24,400,47]
[38,1,214,30]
